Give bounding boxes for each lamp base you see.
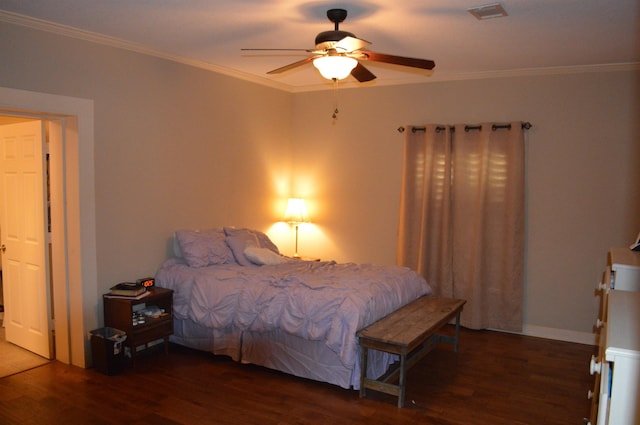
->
[293,224,300,258]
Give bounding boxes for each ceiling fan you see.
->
[242,8,435,83]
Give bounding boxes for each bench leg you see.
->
[398,352,406,408]
[454,311,461,353]
[359,345,368,398]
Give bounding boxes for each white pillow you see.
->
[244,246,286,265]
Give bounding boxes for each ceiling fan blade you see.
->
[241,48,312,52]
[361,51,435,70]
[334,36,371,52]
[351,62,376,82]
[266,56,321,74]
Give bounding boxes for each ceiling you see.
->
[1,0,638,92]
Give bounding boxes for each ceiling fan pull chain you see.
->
[332,78,340,120]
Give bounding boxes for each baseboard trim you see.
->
[521,325,597,346]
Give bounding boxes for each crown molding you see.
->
[0,10,292,92]
[288,62,640,92]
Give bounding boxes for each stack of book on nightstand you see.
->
[105,282,150,299]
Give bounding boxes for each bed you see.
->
[154,227,431,389]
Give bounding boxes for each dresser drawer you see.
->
[609,247,640,291]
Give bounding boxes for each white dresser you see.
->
[588,248,640,425]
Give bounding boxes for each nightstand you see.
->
[103,287,173,364]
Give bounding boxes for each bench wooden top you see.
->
[357,296,466,353]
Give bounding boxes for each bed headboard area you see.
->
[171,227,285,267]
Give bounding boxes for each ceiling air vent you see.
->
[467,3,508,20]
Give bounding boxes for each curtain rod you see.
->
[397,122,532,133]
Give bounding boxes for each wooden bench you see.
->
[357,296,466,407]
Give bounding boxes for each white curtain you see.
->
[397,122,525,331]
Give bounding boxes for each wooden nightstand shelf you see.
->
[103,287,174,363]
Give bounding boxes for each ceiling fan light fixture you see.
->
[313,55,358,80]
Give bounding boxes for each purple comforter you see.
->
[155,258,431,368]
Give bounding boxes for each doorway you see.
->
[0,85,98,369]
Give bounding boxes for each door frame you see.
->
[0,86,97,368]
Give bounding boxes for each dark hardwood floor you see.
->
[0,326,595,424]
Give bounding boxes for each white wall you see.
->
[290,69,640,342]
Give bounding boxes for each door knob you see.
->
[1,244,5,253]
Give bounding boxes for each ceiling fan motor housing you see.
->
[315,30,356,49]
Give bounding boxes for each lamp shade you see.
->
[312,56,358,80]
[284,198,310,224]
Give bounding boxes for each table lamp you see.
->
[284,198,310,257]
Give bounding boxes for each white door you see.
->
[0,120,52,359]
